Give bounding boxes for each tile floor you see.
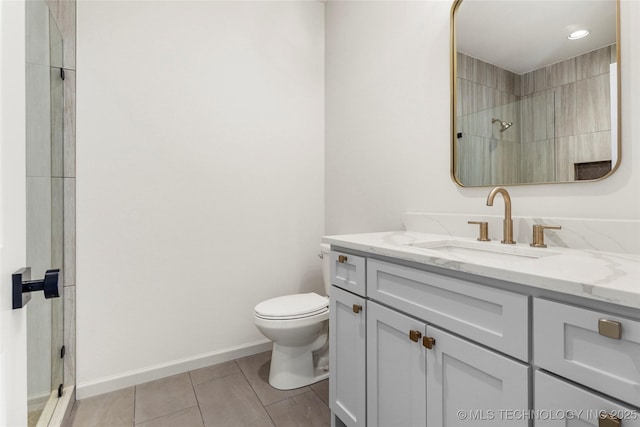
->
[67,351,330,427]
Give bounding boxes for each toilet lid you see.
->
[255,293,329,319]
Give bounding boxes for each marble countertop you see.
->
[322,231,640,309]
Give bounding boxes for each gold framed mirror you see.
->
[451,0,621,187]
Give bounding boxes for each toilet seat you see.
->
[254,293,329,320]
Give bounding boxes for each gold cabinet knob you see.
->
[598,319,622,339]
[423,336,436,349]
[352,304,362,314]
[338,255,348,263]
[530,224,561,248]
[599,412,621,427]
[409,330,422,342]
[468,221,490,241]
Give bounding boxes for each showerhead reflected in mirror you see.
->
[492,118,513,133]
[451,0,620,187]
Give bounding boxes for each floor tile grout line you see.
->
[133,374,199,426]
[237,360,263,405]
[133,405,200,426]
[69,355,330,427]
[189,361,245,387]
[315,381,331,406]
[132,385,136,427]
[236,355,314,406]
[236,359,276,426]
[308,384,325,405]
[188,371,207,427]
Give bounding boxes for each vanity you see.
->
[324,228,640,427]
[323,0,637,424]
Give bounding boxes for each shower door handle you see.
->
[12,267,60,309]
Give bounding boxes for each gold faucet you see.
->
[486,186,515,244]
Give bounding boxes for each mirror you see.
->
[451,0,620,187]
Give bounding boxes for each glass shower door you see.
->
[25,2,65,425]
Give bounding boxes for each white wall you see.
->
[325,0,640,234]
[0,0,28,424]
[76,1,324,396]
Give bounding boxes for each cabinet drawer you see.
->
[534,298,640,407]
[535,370,640,426]
[330,250,366,296]
[368,259,529,361]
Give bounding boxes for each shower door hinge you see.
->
[58,384,63,398]
[60,68,65,80]
[60,345,66,359]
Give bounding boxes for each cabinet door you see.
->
[367,301,427,427]
[330,286,366,427]
[535,370,640,426]
[426,326,530,426]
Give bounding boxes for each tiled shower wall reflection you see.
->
[456,44,615,185]
[456,52,521,185]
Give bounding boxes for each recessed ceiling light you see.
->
[568,29,590,40]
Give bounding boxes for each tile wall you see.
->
[46,0,77,417]
[456,44,615,185]
[23,0,76,416]
[535,45,615,181]
[456,52,520,186]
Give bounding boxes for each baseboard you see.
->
[76,339,272,400]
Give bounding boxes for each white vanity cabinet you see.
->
[326,231,640,427]
[330,285,366,427]
[329,249,532,427]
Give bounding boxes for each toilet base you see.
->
[268,341,329,390]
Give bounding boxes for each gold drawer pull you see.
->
[598,319,622,339]
[352,304,362,314]
[338,255,348,263]
[599,412,621,427]
[423,336,436,349]
[409,330,422,342]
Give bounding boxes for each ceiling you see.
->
[455,0,617,75]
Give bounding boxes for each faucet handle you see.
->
[468,221,490,242]
[530,224,561,248]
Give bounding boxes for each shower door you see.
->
[25,1,65,425]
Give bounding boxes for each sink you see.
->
[407,240,559,261]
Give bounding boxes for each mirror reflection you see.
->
[452,0,619,187]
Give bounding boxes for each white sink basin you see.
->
[408,240,559,261]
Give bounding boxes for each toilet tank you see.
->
[320,243,331,295]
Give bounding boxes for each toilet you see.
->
[253,243,331,390]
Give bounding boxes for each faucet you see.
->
[486,186,515,244]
